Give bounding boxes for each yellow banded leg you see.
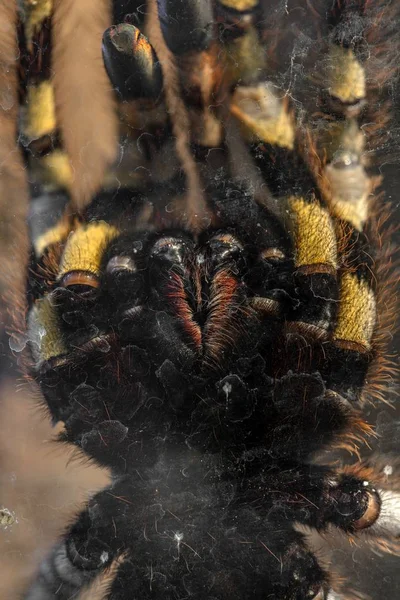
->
[286,197,338,338]
[228,75,339,339]
[22,0,52,49]
[22,81,56,142]
[230,83,295,149]
[227,79,301,217]
[20,0,54,146]
[27,294,76,425]
[57,222,119,288]
[102,24,163,101]
[20,0,73,193]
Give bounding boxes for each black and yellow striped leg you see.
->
[215,0,260,24]
[112,0,148,25]
[311,2,376,232]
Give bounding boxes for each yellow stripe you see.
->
[333,273,376,350]
[23,81,57,140]
[231,83,295,149]
[57,222,119,280]
[325,186,370,232]
[24,0,52,48]
[28,296,67,365]
[289,197,338,270]
[320,119,364,162]
[320,119,371,231]
[34,217,72,256]
[327,46,365,104]
[219,0,258,9]
[41,149,74,189]
[224,27,265,84]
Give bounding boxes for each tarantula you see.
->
[7,0,400,598]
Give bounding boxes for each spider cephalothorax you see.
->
[8,0,400,599]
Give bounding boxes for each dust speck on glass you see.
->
[0,1,399,599]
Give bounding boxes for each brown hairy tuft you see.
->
[52,0,118,210]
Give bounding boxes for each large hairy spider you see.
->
[7,0,400,598]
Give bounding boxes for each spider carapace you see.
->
[13,0,400,598]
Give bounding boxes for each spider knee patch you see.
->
[289,197,337,274]
[28,295,67,368]
[322,272,376,402]
[157,0,214,55]
[333,273,376,352]
[57,222,119,284]
[217,0,259,10]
